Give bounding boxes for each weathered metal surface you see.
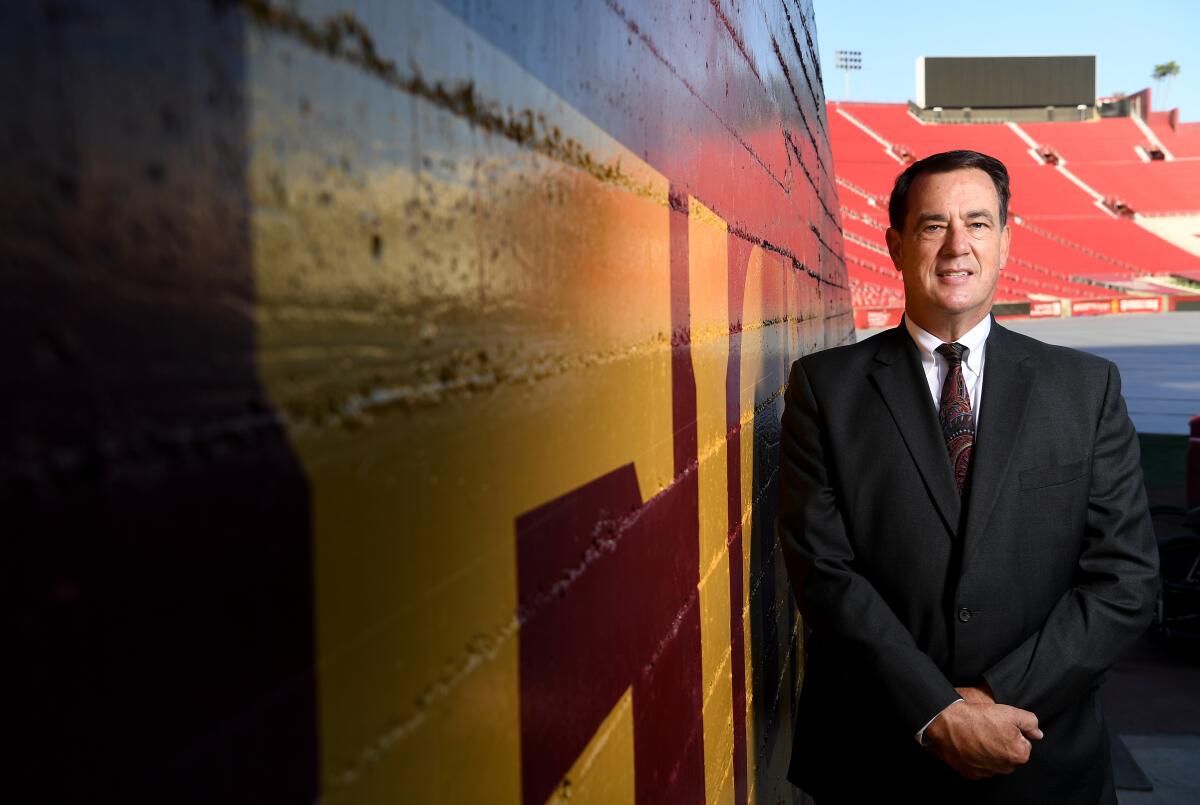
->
[3,0,849,801]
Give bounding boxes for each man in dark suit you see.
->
[778,150,1159,803]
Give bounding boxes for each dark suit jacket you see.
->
[777,320,1159,804]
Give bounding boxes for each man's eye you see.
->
[924,224,943,232]
[970,222,988,229]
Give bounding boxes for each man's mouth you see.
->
[937,269,973,279]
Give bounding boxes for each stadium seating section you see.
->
[1149,112,1200,159]
[830,103,1200,319]
[1021,117,1144,163]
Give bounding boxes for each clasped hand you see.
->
[924,685,1044,780]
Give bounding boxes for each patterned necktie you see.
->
[936,343,975,494]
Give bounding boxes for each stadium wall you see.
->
[3,1,849,802]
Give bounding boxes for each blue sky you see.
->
[813,0,1197,121]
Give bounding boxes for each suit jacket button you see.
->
[957,607,972,623]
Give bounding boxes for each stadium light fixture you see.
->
[835,50,862,101]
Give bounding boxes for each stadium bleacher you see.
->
[1007,163,1108,217]
[829,101,1200,325]
[840,104,1033,165]
[1008,220,1137,280]
[1021,117,1146,163]
[1149,112,1200,159]
[1032,217,1200,274]
[1067,161,1200,215]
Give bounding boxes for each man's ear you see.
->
[885,227,903,271]
[999,224,1011,269]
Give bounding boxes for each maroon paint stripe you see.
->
[658,184,706,804]
[517,185,706,805]
[516,460,709,804]
[726,442,749,805]
[669,186,698,479]
[725,237,753,805]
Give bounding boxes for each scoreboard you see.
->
[916,55,1096,109]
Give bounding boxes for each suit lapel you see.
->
[961,322,1034,566]
[869,326,961,535]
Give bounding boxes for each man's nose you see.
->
[940,221,971,256]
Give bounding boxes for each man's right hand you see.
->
[923,698,1044,780]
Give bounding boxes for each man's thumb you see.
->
[1009,707,1043,740]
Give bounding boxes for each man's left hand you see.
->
[955,684,1042,740]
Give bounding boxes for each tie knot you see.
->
[936,342,967,365]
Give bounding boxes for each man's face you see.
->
[886,167,1010,332]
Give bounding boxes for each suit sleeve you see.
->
[778,358,962,736]
[982,361,1159,719]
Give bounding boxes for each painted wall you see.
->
[3,0,849,801]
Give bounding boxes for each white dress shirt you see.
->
[904,314,990,424]
[902,314,991,746]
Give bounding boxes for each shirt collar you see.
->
[903,314,991,374]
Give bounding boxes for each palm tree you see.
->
[1152,61,1181,107]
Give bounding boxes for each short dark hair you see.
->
[887,150,1010,231]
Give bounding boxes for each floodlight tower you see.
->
[835,50,862,101]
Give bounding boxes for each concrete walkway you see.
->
[1116,736,1200,803]
[1105,629,1200,804]
[1003,313,1200,436]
